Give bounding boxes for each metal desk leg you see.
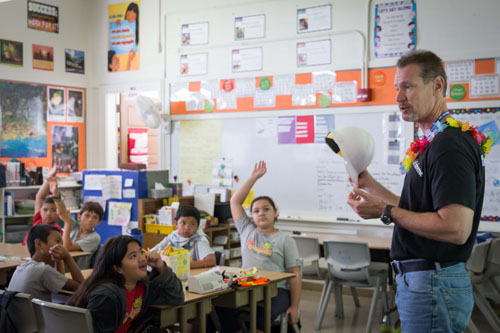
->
[180,306,188,333]
[264,285,272,333]
[250,288,257,333]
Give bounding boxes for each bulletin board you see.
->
[0,79,86,173]
[169,58,500,115]
[171,107,500,224]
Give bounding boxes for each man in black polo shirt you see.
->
[347,50,486,332]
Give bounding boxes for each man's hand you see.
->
[347,188,386,219]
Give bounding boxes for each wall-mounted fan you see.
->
[135,95,162,129]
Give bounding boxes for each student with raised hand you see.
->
[67,235,184,333]
[22,166,62,245]
[227,160,302,329]
[51,174,103,268]
[150,205,216,269]
[8,225,84,302]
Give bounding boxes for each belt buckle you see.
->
[391,261,401,275]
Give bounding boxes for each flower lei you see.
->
[400,115,493,174]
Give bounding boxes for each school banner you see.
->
[108,1,140,72]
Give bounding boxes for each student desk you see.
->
[306,232,392,250]
[0,242,90,285]
[151,266,296,333]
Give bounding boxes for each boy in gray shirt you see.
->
[50,178,103,269]
[8,225,84,302]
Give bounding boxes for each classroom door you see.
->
[119,93,159,169]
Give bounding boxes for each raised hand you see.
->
[48,178,59,197]
[250,160,267,180]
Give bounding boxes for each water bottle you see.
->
[129,228,143,246]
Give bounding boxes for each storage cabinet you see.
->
[0,184,82,243]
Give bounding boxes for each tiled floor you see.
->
[299,279,497,333]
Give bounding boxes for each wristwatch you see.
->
[380,205,394,225]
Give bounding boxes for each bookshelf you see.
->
[0,184,82,243]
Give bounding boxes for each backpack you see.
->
[0,290,19,333]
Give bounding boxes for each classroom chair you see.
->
[0,290,37,333]
[291,235,324,279]
[466,239,500,332]
[315,240,389,333]
[32,298,94,333]
[215,250,225,266]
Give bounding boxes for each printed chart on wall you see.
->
[374,0,416,58]
[451,108,500,221]
[171,111,406,222]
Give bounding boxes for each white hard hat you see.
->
[325,127,375,185]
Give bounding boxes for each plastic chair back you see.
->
[324,240,371,282]
[32,298,94,333]
[0,290,37,333]
[485,238,500,278]
[292,236,320,263]
[466,241,490,275]
[215,251,225,266]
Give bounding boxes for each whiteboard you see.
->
[170,111,407,222]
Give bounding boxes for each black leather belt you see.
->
[392,260,461,275]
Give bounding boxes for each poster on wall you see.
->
[32,44,54,71]
[0,39,23,66]
[108,1,140,72]
[297,5,332,34]
[374,0,416,58]
[27,1,59,33]
[67,89,85,123]
[232,47,263,72]
[52,125,79,173]
[297,39,331,67]
[181,22,209,46]
[234,15,265,40]
[180,53,208,76]
[65,49,85,74]
[0,81,47,157]
[47,86,66,122]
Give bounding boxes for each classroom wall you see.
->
[87,0,500,171]
[3,0,500,169]
[0,0,96,168]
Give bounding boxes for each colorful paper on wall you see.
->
[296,115,315,144]
[108,201,132,226]
[101,175,123,200]
[315,115,334,143]
[278,116,296,144]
